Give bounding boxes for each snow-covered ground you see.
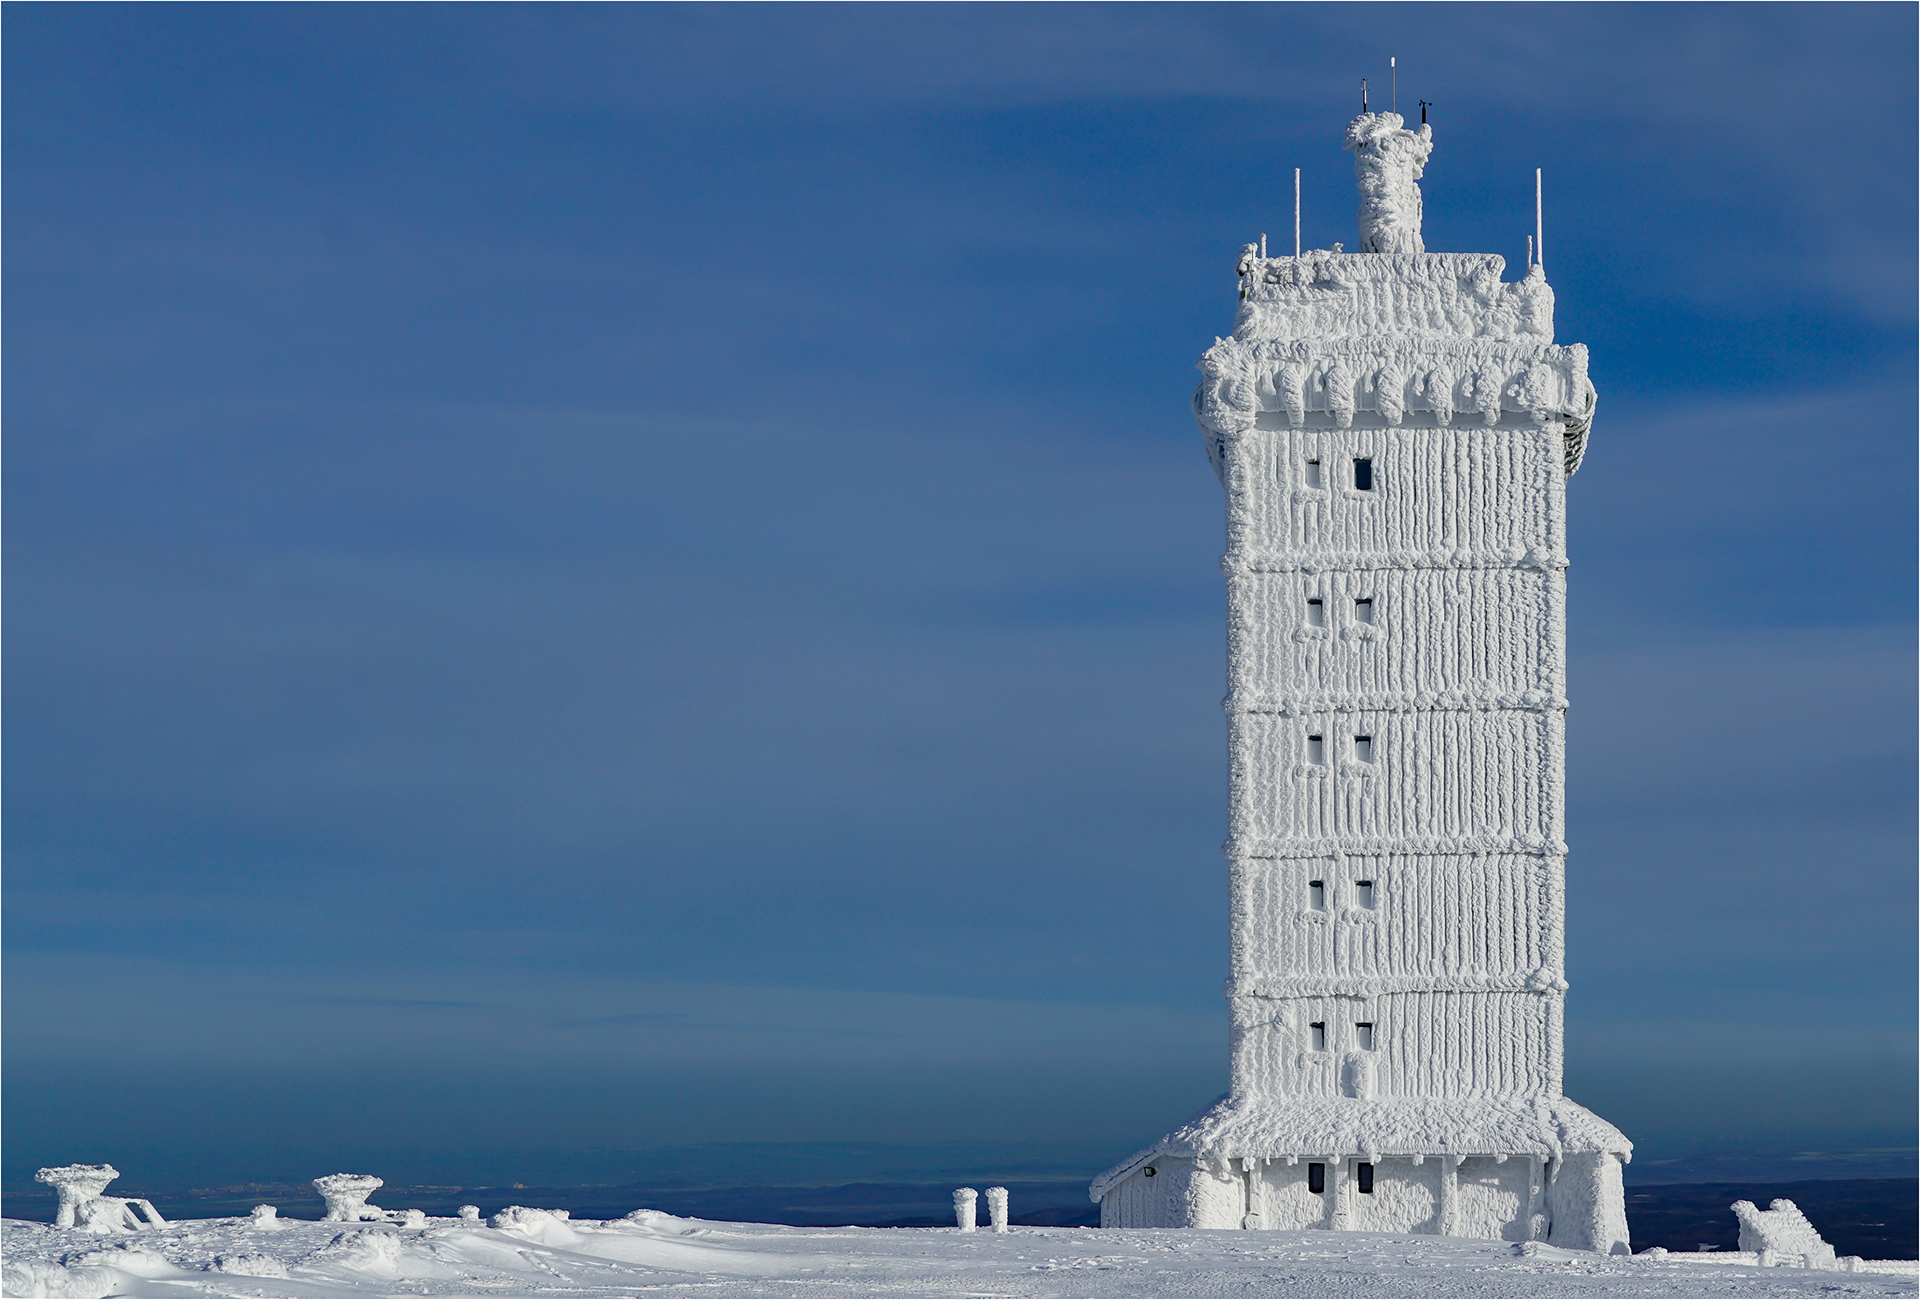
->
[4,1209,1915,1299]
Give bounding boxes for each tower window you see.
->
[1306,598,1325,627]
[1353,735,1374,763]
[1304,459,1324,489]
[1308,1163,1326,1194]
[1356,1162,1375,1194]
[1353,598,1374,624]
[1352,458,1374,490]
[1354,880,1375,909]
[1307,734,1325,765]
[1356,1022,1375,1051]
[1308,880,1326,911]
[1309,1022,1326,1051]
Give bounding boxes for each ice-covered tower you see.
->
[1091,113,1632,1253]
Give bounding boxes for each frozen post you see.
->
[36,1164,165,1232]
[1293,168,1301,257]
[313,1173,388,1223]
[1343,111,1433,253]
[249,1205,281,1229]
[952,1187,978,1232]
[458,1205,482,1222]
[1535,168,1543,272]
[986,1186,1009,1233]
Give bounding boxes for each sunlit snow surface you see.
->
[4,1210,1915,1299]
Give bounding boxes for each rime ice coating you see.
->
[1093,114,1629,1253]
[33,1165,166,1234]
[312,1174,387,1224]
[1344,112,1433,254]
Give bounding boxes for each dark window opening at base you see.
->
[1308,1163,1326,1194]
[1352,457,1374,490]
[1356,1162,1375,1194]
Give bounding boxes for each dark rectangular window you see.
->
[1308,880,1326,911]
[1306,598,1325,627]
[1308,1163,1326,1194]
[1355,880,1375,909]
[1355,1022,1375,1051]
[1352,458,1374,490]
[1307,734,1325,765]
[1309,1021,1326,1051]
[1353,598,1374,624]
[1304,459,1323,489]
[1356,1162,1375,1194]
[1353,735,1374,763]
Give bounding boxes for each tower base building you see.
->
[1092,113,1631,1253]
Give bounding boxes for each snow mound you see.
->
[488,1205,582,1246]
[1,1259,118,1300]
[307,1228,404,1275]
[210,1251,289,1278]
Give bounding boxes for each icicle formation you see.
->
[1342,112,1433,254]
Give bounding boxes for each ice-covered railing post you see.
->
[35,1164,165,1232]
[1732,1198,1838,1270]
[313,1173,388,1223]
[985,1186,1008,1233]
[952,1187,977,1232]
[1343,112,1433,254]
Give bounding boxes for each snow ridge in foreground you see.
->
[4,1210,1916,1299]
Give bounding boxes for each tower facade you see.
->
[1091,114,1631,1253]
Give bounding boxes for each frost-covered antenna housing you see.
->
[1091,112,1626,1253]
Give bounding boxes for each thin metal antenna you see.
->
[1361,79,1368,113]
[1419,99,1431,125]
[1535,168,1544,272]
[1294,168,1301,257]
[1391,58,1396,114]
[1260,232,1267,259]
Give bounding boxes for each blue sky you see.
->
[6,3,1914,1193]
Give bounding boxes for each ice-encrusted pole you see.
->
[986,1186,1008,1233]
[952,1187,978,1232]
[1293,168,1301,257]
[1535,168,1544,272]
[1343,111,1433,254]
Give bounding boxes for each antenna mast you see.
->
[1391,57,1396,114]
[1535,168,1544,272]
[1294,168,1301,257]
